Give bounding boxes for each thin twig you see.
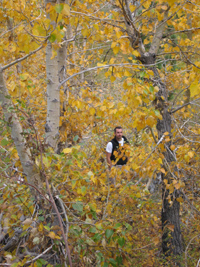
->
[185,234,200,267]
[171,98,200,114]
[45,175,73,267]
[24,245,53,265]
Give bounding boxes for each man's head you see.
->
[114,126,123,141]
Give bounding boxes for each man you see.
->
[106,126,129,171]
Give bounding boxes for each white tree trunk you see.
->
[45,0,60,150]
[0,68,41,188]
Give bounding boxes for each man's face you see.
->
[115,129,123,140]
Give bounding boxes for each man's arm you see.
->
[106,152,112,170]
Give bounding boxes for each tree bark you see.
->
[45,0,60,150]
[0,68,41,189]
[120,2,183,256]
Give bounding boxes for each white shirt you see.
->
[106,138,124,153]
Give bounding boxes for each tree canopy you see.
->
[0,0,200,266]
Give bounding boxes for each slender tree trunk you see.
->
[45,0,60,150]
[0,68,41,189]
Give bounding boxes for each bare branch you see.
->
[171,98,200,114]
[24,245,53,265]
[163,27,200,38]
[45,174,72,267]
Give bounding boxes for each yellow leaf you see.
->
[164,132,169,136]
[176,197,183,203]
[174,182,180,190]
[22,218,32,225]
[165,137,170,142]
[129,4,135,12]
[170,145,175,151]
[124,70,131,76]
[146,116,155,127]
[62,3,70,16]
[147,70,154,76]
[167,224,174,231]
[131,163,138,170]
[188,151,194,158]
[132,50,140,57]
[116,30,122,39]
[46,3,53,13]
[190,81,200,97]
[163,179,168,185]
[89,107,96,115]
[113,46,119,54]
[82,28,89,37]
[110,76,116,82]
[97,63,104,67]
[63,147,72,154]
[100,106,107,111]
[48,231,56,239]
[38,223,44,232]
[111,42,117,48]
[153,237,160,245]
[8,44,16,52]
[160,168,166,174]
[143,2,150,9]
[144,39,150,45]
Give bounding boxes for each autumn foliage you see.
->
[0,0,200,266]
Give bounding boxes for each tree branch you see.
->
[24,245,53,265]
[149,7,169,54]
[171,98,200,114]
[45,173,72,267]
[163,27,200,38]
[2,45,44,71]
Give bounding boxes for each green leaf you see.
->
[38,216,44,221]
[93,233,102,242]
[116,255,123,264]
[103,262,109,267]
[1,139,9,146]
[81,186,86,194]
[168,92,175,101]
[36,258,48,267]
[55,4,63,13]
[114,223,121,229]
[149,85,154,93]
[72,202,83,212]
[105,229,114,239]
[44,225,50,231]
[118,237,125,247]
[49,33,56,43]
[89,227,96,233]
[140,71,145,78]
[109,258,117,267]
[73,135,79,142]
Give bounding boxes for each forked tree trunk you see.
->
[120,1,183,256]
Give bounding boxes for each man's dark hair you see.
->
[114,126,122,133]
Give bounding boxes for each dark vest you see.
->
[110,136,129,165]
